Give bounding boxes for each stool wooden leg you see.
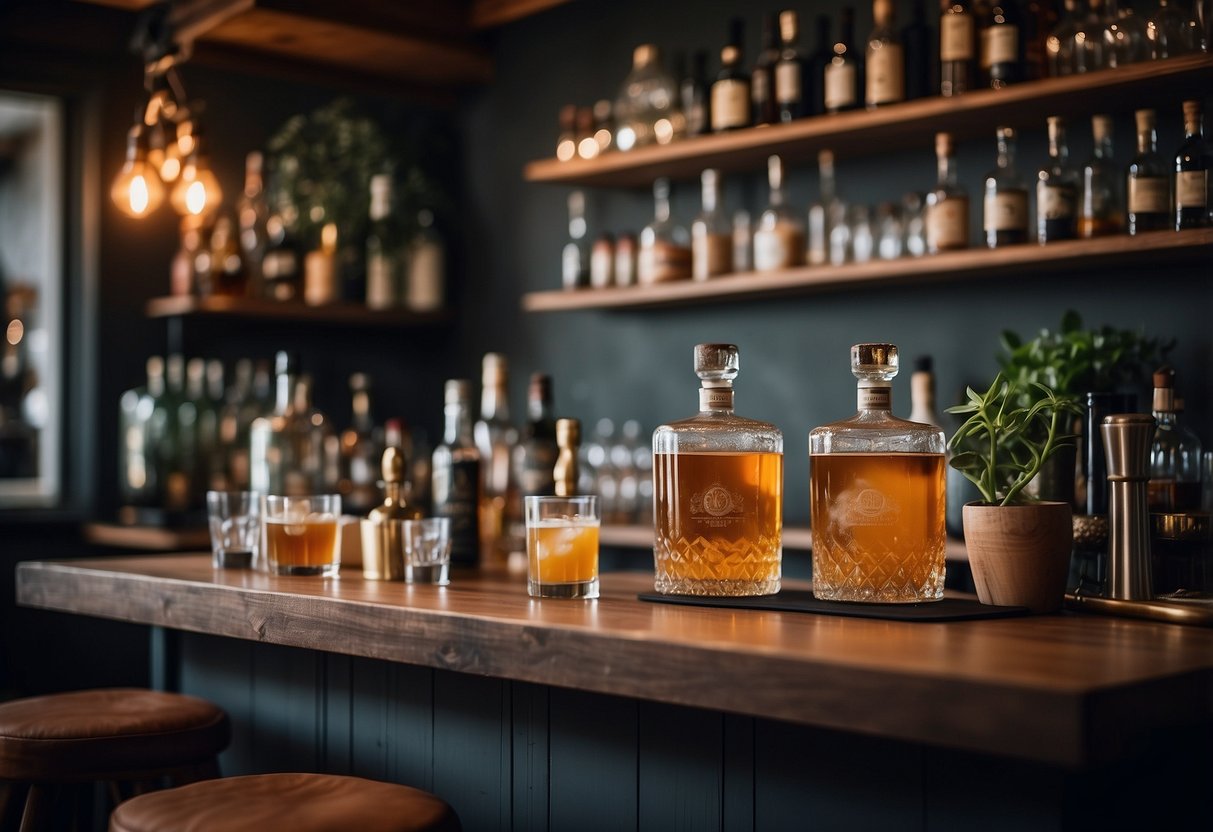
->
[18,784,54,832]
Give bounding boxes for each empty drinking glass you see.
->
[206,491,260,569]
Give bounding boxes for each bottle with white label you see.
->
[652,343,783,596]
[939,0,976,96]
[1079,114,1123,238]
[754,155,805,272]
[775,10,807,122]
[1175,99,1212,230]
[365,174,399,310]
[1037,116,1080,243]
[926,132,970,253]
[808,149,847,265]
[1127,109,1172,235]
[983,126,1030,248]
[692,169,733,280]
[711,20,751,132]
[561,191,589,290]
[866,0,905,108]
[982,1,1023,88]
[825,7,860,113]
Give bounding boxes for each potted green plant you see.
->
[947,374,1083,612]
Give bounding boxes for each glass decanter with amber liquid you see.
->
[652,343,783,596]
[810,343,946,603]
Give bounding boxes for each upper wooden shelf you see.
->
[523,229,1213,312]
[146,295,452,327]
[524,55,1213,187]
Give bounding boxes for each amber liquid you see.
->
[265,519,340,575]
[653,451,782,595]
[810,452,946,603]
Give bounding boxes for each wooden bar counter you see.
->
[17,555,1213,830]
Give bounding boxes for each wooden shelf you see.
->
[84,522,210,552]
[524,55,1213,187]
[523,229,1213,312]
[600,524,969,562]
[146,295,452,327]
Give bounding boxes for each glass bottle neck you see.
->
[654,194,671,223]
[352,390,372,428]
[936,153,957,187]
[444,404,474,444]
[1184,114,1203,139]
[1048,131,1069,164]
[1093,136,1113,159]
[699,383,735,413]
[702,181,720,214]
[275,372,296,414]
[996,137,1016,171]
[481,382,510,421]
[528,393,553,423]
[1137,126,1156,154]
[857,381,893,413]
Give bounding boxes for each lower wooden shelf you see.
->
[523,228,1213,312]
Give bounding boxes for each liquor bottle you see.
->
[926,132,970,252]
[638,178,692,283]
[185,357,220,505]
[432,379,481,567]
[1037,116,1080,243]
[711,21,751,132]
[752,13,781,126]
[303,223,339,306]
[825,7,861,113]
[207,216,246,297]
[160,355,190,511]
[1047,0,1083,75]
[1148,367,1203,511]
[613,44,682,150]
[940,0,977,96]
[808,149,846,265]
[614,420,644,521]
[262,215,301,301]
[1079,114,1122,238]
[908,355,943,427]
[218,358,252,490]
[341,373,382,516]
[876,201,905,259]
[514,373,558,498]
[1176,99,1212,230]
[362,445,425,581]
[982,0,1024,88]
[866,0,906,108]
[775,10,807,121]
[1127,109,1172,235]
[754,156,805,272]
[592,99,615,154]
[561,191,589,290]
[474,353,519,564]
[692,168,732,280]
[806,14,834,114]
[555,104,577,162]
[590,233,615,289]
[118,357,163,507]
[1103,0,1150,67]
[1147,0,1196,58]
[237,151,269,297]
[983,126,1030,247]
[554,418,581,498]
[365,174,400,310]
[615,232,638,286]
[809,343,946,603]
[652,343,783,596]
[406,209,444,312]
[1074,0,1107,72]
[681,51,710,137]
[1024,0,1059,79]
[903,0,933,99]
[248,351,327,496]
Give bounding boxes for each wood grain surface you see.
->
[17,555,1213,767]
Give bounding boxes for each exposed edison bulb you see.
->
[170,158,222,218]
[110,127,166,218]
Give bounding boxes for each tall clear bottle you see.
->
[1146,0,1197,58]
[118,357,163,508]
[1148,366,1203,512]
[752,13,781,126]
[1079,114,1122,238]
[925,132,970,252]
[983,126,1030,247]
[692,169,732,280]
[810,344,946,603]
[475,353,519,565]
[1102,0,1149,67]
[808,149,846,265]
[613,44,682,150]
[1176,99,1212,229]
[1047,0,1083,75]
[248,351,326,496]
[1037,116,1080,243]
[652,344,783,596]
[1127,109,1172,234]
[562,191,589,290]
[711,21,751,132]
[638,178,691,283]
[753,155,805,271]
[341,373,382,516]
[775,10,807,121]
[365,174,400,310]
[432,379,482,567]
[867,0,906,108]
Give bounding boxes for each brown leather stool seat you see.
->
[0,689,230,829]
[110,773,462,832]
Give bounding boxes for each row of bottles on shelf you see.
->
[170,153,445,312]
[553,0,1210,159]
[559,102,1211,288]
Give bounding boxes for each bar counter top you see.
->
[17,555,1213,769]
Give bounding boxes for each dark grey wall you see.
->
[458,0,1211,526]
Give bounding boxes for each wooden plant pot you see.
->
[962,501,1073,613]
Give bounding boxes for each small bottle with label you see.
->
[925,132,970,253]
[940,0,977,96]
[432,380,482,568]
[808,149,846,266]
[983,126,1030,248]
[652,344,783,596]
[711,20,751,133]
[775,10,807,122]
[754,155,805,272]
[638,178,692,284]
[982,1,1024,88]
[1037,116,1079,243]
[810,343,946,603]
[1175,100,1211,230]
[866,0,905,109]
[825,7,860,113]
[692,169,733,280]
[1127,109,1171,235]
[562,191,589,290]
[1079,114,1122,238]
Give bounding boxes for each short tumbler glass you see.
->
[525,495,600,599]
[263,494,342,577]
[206,491,260,569]
[400,518,452,585]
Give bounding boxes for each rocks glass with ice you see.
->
[262,494,342,577]
[525,496,600,599]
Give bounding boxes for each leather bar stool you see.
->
[109,773,461,832]
[0,689,229,830]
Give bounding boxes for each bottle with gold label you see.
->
[810,344,946,603]
[652,344,783,596]
[554,418,581,498]
[362,446,425,581]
